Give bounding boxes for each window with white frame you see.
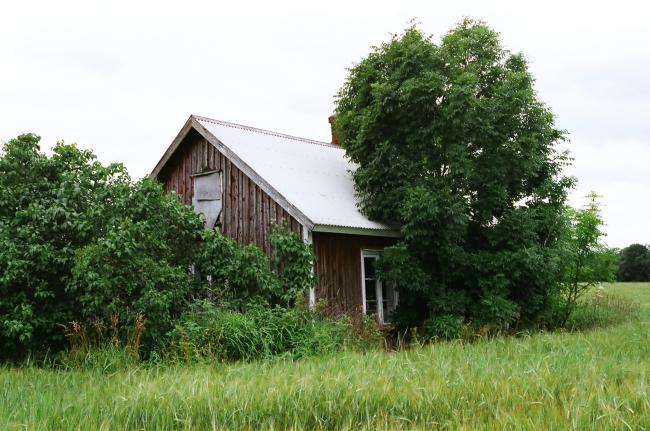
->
[361,250,398,324]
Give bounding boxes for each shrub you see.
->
[0,135,133,358]
[270,225,315,306]
[556,193,616,326]
[0,134,336,363]
[70,179,204,352]
[422,315,463,341]
[471,291,520,328]
[0,134,207,359]
[167,301,354,362]
[195,226,314,309]
[194,229,279,308]
[564,288,640,331]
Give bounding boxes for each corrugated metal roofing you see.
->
[194,116,397,233]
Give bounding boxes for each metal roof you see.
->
[190,116,398,236]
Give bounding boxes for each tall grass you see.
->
[565,287,641,331]
[2,283,649,430]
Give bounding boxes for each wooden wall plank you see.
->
[312,232,395,317]
[155,129,395,316]
[223,158,231,238]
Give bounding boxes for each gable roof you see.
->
[151,115,400,237]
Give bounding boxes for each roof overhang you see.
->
[312,224,402,238]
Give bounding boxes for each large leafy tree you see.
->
[334,20,574,329]
[0,134,128,357]
[0,134,204,358]
[617,244,650,282]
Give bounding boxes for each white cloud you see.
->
[1,0,648,247]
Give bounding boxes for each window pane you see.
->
[365,279,376,301]
[363,257,375,279]
[363,256,377,315]
[366,300,377,316]
[382,284,398,323]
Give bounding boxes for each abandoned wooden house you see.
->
[150,115,400,323]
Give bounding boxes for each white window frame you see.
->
[302,227,316,309]
[360,249,397,324]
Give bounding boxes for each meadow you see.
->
[2,283,649,430]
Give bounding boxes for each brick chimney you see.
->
[328,115,339,145]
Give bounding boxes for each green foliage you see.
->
[270,225,315,306]
[0,133,321,360]
[471,289,521,327]
[377,245,432,329]
[564,287,640,331]
[57,344,139,373]
[167,301,352,362]
[590,247,620,282]
[422,315,463,341]
[70,179,204,349]
[194,226,314,309]
[334,20,573,330]
[182,227,322,362]
[4,284,647,430]
[556,192,615,326]
[194,229,278,307]
[617,243,650,282]
[0,134,132,358]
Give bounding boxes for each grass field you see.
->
[2,283,649,430]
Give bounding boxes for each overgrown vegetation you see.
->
[0,21,640,366]
[334,20,624,335]
[167,301,354,362]
[2,283,648,430]
[552,192,618,326]
[0,134,342,362]
[0,134,195,359]
[1,17,647,429]
[564,285,640,331]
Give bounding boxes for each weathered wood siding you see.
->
[312,232,395,316]
[157,129,302,255]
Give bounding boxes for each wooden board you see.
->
[157,129,301,254]
[312,232,395,317]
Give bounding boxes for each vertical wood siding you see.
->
[156,128,396,315]
[312,232,395,316]
[157,129,301,255]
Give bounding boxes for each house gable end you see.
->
[152,121,305,255]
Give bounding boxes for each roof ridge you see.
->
[193,115,340,149]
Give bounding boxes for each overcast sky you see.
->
[1,0,648,247]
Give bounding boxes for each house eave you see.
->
[312,224,402,238]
